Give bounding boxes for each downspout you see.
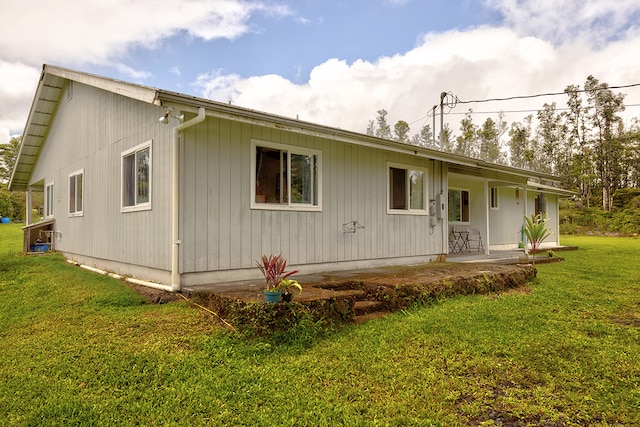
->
[171,107,206,292]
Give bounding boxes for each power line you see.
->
[407,86,640,126]
[455,83,640,105]
[444,102,640,116]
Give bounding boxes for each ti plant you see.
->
[255,254,299,291]
[523,213,552,264]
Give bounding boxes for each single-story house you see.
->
[9,65,571,292]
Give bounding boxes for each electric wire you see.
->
[409,83,640,126]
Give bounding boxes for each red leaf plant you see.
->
[255,254,299,291]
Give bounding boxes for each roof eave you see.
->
[156,90,562,184]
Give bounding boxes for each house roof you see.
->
[9,64,564,192]
[8,65,158,191]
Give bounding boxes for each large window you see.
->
[448,188,469,222]
[45,181,54,218]
[388,164,427,213]
[122,141,151,211]
[252,141,321,210]
[69,170,83,216]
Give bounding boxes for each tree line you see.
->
[367,76,640,212]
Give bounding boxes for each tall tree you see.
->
[455,110,478,157]
[477,117,504,163]
[584,75,626,211]
[536,102,565,174]
[374,109,392,140]
[508,115,534,169]
[564,84,594,205]
[623,118,640,188]
[0,136,21,183]
[438,123,454,153]
[365,120,375,136]
[394,120,410,143]
[416,124,434,148]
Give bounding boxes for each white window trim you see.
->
[121,140,152,213]
[386,162,429,215]
[250,139,322,212]
[68,169,84,217]
[490,187,499,210]
[448,187,470,224]
[45,181,55,219]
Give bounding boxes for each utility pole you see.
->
[440,92,446,150]
[432,105,437,147]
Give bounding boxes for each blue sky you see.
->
[2,0,640,145]
[87,1,500,91]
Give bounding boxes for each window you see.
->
[69,170,83,216]
[122,141,152,211]
[448,188,469,222]
[388,164,427,213]
[490,187,499,210]
[252,141,321,210]
[45,181,54,218]
[535,193,545,216]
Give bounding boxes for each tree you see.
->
[508,116,534,169]
[0,136,21,183]
[374,109,392,140]
[365,120,375,136]
[584,75,626,211]
[536,103,565,174]
[416,124,434,148]
[477,117,504,163]
[394,120,410,143]
[564,83,594,205]
[455,110,478,157]
[438,123,454,153]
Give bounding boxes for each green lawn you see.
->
[1,223,639,426]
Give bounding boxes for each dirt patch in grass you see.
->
[123,281,181,304]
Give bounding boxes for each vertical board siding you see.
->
[181,117,443,274]
[489,187,525,245]
[30,83,173,271]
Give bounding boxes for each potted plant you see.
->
[255,254,298,303]
[279,278,302,302]
[523,213,552,264]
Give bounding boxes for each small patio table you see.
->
[449,229,470,254]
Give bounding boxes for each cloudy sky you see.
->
[2,0,640,146]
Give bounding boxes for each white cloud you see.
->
[193,25,640,136]
[0,0,289,68]
[0,62,41,144]
[485,0,640,45]
[0,0,288,143]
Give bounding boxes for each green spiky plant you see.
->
[523,213,552,264]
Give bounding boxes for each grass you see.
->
[1,223,639,426]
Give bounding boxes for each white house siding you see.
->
[447,175,487,245]
[526,191,560,247]
[179,116,446,280]
[28,82,173,280]
[488,187,527,248]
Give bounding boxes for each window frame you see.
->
[490,187,499,210]
[448,187,470,223]
[68,170,84,217]
[251,140,322,212]
[534,193,546,216]
[121,140,152,213]
[45,181,55,219]
[386,162,429,215]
